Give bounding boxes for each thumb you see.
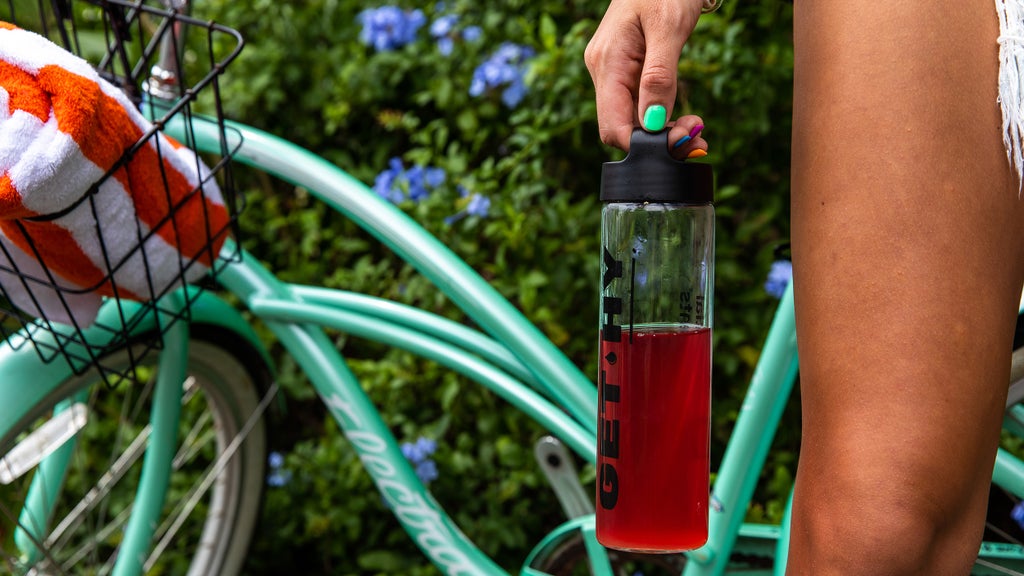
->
[636,7,700,131]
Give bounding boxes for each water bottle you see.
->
[596,128,715,552]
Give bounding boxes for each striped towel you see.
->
[0,22,229,327]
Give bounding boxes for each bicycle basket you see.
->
[0,0,245,381]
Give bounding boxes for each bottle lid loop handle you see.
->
[600,128,713,204]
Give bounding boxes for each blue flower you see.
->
[470,42,535,108]
[764,260,793,299]
[358,6,426,52]
[408,165,446,201]
[445,186,491,224]
[268,451,284,468]
[405,165,430,201]
[501,80,528,108]
[267,472,290,487]
[266,451,292,487]
[430,14,458,37]
[417,436,438,455]
[400,443,417,460]
[437,36,455,56]
[429,14,482,56]
[373,157,406,203]
[401,436,437,462]
[401,436,439,485]
[411,434,436,457]
[373,158,445,204]
[462,26,482,42]
[465,193,490,217]
[415,459,439,483]
[1013,501,1024,529]
[424,167,446,188]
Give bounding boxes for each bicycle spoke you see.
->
[989,521,1023,546]
[975,557,1024,575]
[97,541,118,576]
[0,497,71,576]
[150,459,219,555]
[29,380,198,571]
[13,462,52,551]
[151,377,233,557]
[146,382,278,571]
[58,504,133,572]
[46,423,151,551]
[47,377,189,559]
[173,409,214,469]
[2,336,267,575]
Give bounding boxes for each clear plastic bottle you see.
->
[596,128,715,552]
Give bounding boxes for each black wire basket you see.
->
[0,0,245,381]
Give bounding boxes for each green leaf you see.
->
[357,550,412,572]
[539,13,558,51]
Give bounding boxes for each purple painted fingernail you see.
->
[689,124,705,138]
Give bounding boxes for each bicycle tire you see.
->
[0,326,271,576]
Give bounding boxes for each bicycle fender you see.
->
[186,289,273,369]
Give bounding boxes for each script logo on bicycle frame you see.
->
[599,247,623,510]
[324,393,481,574]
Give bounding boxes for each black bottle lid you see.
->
[600,128,714,204]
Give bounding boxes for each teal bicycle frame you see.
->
[4,116,1024,575]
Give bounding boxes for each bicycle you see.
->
[2,1,1024,575]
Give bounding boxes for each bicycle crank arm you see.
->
[535,436,594,520]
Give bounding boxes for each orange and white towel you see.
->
[0,22,229,327]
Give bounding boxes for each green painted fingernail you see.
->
[642,105,667,131]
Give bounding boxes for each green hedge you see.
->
[196,0,796,572]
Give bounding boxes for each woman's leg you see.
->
[788,1,1024,574]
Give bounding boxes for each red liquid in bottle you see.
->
[596,325,711,552]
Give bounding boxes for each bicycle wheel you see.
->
[0,327,271,575]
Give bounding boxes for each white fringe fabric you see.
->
[996,0,1024,190]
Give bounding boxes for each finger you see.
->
[667,116,704,147]
[585,12,645,149]
[670,137,708,160]
[636,3,702,131]
[593,63,642,150]
[666,119,706,158]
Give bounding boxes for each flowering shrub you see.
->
[200,0,796,572]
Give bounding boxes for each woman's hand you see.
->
[584,0,708,158]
